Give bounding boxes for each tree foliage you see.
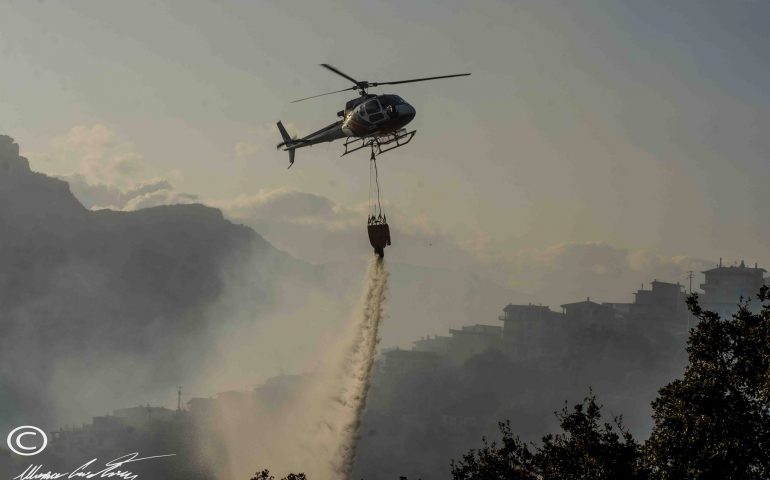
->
[250,469,307,480]
[454,287,770,480]
[450,393,646,480]
[644,288,770,479]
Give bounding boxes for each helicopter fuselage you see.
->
[341,94,416,138]
[276,94,416,156]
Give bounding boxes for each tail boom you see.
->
[276,120,347,168]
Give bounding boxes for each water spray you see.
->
[331,257,389,478]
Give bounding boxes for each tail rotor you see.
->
[276,121,297,168]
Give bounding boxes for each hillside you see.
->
[0,135,306,430]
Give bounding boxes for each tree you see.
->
[250,469,307,480]
[450,420,535,480]
[450,392,646,480]
[644,288,770,479]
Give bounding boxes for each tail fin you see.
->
[276,121,296,168]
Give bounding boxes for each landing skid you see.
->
[342,129,416,158]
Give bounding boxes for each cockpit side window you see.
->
[378,95,396,107]
[365,100,381,114]
[384,95,404,105]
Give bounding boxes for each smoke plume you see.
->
[195,256,388,480]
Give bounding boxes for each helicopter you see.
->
[276,64,470,258]
[276,64,470,168]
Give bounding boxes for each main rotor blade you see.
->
[372,73,471,87]
[290,86,357,103]
[320,64,362,87]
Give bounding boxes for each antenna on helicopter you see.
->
[290,64,471,103]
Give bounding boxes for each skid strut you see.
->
[342,129,416,158]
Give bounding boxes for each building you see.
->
[631,281,687,318]
[412,334,452,355]
[49,415,139,461]
[499,304,563,343]
[602,302,631,319]
[381,348,440,377]
[113,405,176,429]
[621,280,691,334]
[499,304,563,326]
[411,324,502,363]
[446,324,502,362]
[700,260,767,317]
[498,304,564,361]
[560,298,615,324]
[186,397,216,420]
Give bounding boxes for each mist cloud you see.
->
[26,124,198,211]
[214,188,711,308]
[62,174,199,210]
[497,242,712,305]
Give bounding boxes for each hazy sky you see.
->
[1,0,768,302]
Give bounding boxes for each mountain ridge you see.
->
[0,134,306,430]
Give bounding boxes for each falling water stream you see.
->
[330,257,389,478]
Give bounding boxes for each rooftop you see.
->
[449,324,502,333]
[383,348,440,359]
[503,303,553,312]
[702,260,766,274]
[560,298,613,309]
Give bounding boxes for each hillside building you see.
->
[560,298,615,324]
[700,260,767,317]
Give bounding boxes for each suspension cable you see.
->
[368,149,374,219]
[371,143,383,218]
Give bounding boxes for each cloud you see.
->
[210,189,371,263]
[215,188,359,228]
[30,125,722,310]
[62,174,198,211]
[48,124,148,188]
[25,125,198,211]
[59,173,125,208]
[212,188,710,309]
[210,187,476,268]
[233,123,301,159]
[121,188,198,210]
[495,242,712,305]
[234,141,261,158]
[221,189,335,219]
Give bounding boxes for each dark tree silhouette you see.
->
[250,469,307,480]
[644,288,770,479]
[450,420,535,480]
[453,287,770,479]
[450,392,646,480]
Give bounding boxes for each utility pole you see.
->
[685,270,695,333]
[177,386,182,411]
